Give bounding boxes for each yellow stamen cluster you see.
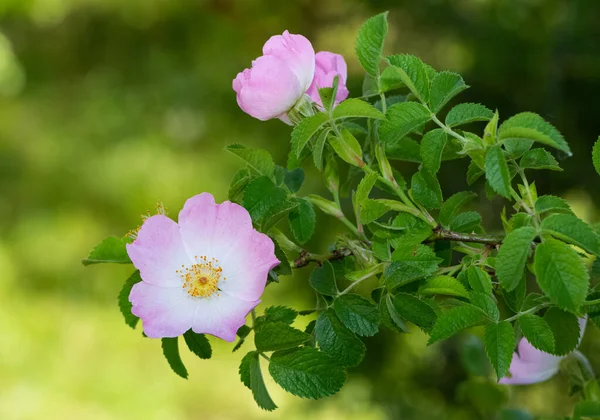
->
[126,201,168,241]
[177,256,224,298]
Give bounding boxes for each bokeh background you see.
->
[1,0,600,419]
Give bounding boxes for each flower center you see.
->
[177,256,224,298]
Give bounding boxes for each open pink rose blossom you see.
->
[127,193,279,341]
[233,31,315,121]
[500,317,587,385]
[306,51,349,108]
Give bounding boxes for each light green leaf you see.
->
[309,261,338,297]
[228,167,253,204]
[359,199,390,225]
[411,168,443,209]
[449,211,482,233]
[534,195,572,215]
[255,322,311,352]
[318,76,339,112]
[534,238,589,312]
[355,172,380,204]
[467,266,493,295]
[391,293,437,332]
[420,129,447,174]
[378,65,405,92]
[386,54,431,103]
[429,71,468,113]
[161,337,188,379]
[288,198,316,245]
[332,98,385,121]
[315,309,366,367]
[445,103,494,128]
[269,347,347,399]
[518,314,555,354]
[118,271,140,329]
[520,148,562,171]
[498,112,571,155]
[573,401,600,420]
[593,137,600,177]
[290,112,329,158]
[355,12,388,76]
[540,213,600,256]
[496,227,537,291]
[544,307,581,356]
[379,101,430,145]
[385,244,440,288]
[334,294,380,337]
[312,128,331,171]
[484,145,511,199]
[328,128,364,167]
[225,144,275,178]
[439,191,477,227]
[483,321,515,379]
[419,275,469,298]
[428,304,488,344]
[82,236,131,266]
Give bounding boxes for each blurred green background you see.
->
[1,0,599,418]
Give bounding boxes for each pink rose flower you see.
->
[126,193,279,341]
[499,317,587,385]
[233,31,315,121]
[306,51,349,108]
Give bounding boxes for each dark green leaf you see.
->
[503,138,533,159]
[291,112,329,158]
[355,12,388,76]
[420,129,447,174]
[544,307,581,356]
[118,271,140,329]
[439,191,477,227]
[518,314,555,353]
[385,244,440,288]
[312,128,331,171]
[284,168,305,193]
[467,266,493,295]
[411,168,443,209]
[467,161,484,185]
[315,309,365,367]
[496,227,537,291]
[593,137,600,177]
[541,213,600,256]
[334,294,380,337]
[429,71,468,113]
[82,236,131,266]
[449,211,482,233]
[255,322,311,352]
[428,305,488,344]
[386,54,431,103]
[483,321,515,379]
[309,261,338,296]
[520,148,561,171]
[419,275,469,298]
[445,103,494,128]
[498,112,571,155]
[161,337,188,379]
[392,293,437,332]
[484,145,511,199]
[379,101,430,145]
[535,195,572,215]
[288,198,316,245]
[240,351,278,411]
[242,176,290,231]
[226,144,275,178]
[183,330,212,359]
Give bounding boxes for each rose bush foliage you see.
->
[84,12,600,418]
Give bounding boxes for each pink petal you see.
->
[130,282,197,338]
[191,292,260,342]
[126,215,191,287]
[233,55,304,121]
[306,51,349,107]
[262,31,315,92]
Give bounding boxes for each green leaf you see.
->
[355,12,388,76]
[498,112,571,155]
[263,305,298,325]
[242,176,289,231]
[411,168,443,209]
[315,309,366,367]
[359,199,390,225]
[332,98,385,121]
[439,191,477,227]
[118,271,140,329]
[379,101,430,145]
[161,337,188,379]
[593,137,600,177]
[385,244,440,288]
[255,322,311,352]
[378,66,405,92]
[385,138,422,162]
[449,211,482,233]
[228,167,253,204]
[328,128,364,167]
[429,71,469,113]
[544,307,581,356]
[312,128,331,171]
[419,275,469,298]
[318,76,339,112]
[540,213,600,256]
[269,347,346,399]
[484,145,511,199]
[290,112,329,158]
[386,54,431,103]
[380,294,410,332]
[420,129,447,174]
[520,148,561,171]
[503,139,533,159]
[334,294,380,337]
[467,266,493,295]
[483,110,499,146]
[535,195,572,215]
[518,314,555,353]
[355,172,380,204]
[288,198,316,245]
[240,352,278,411]
[483,321,515,379]
[445,103,494,128]
[82,236,131,266]
[391,293,437,332]
[428,305,488,344]
[183,330,212,359]
[283,168,305,193]
[225,144,275,178]
[535,238,590,312]
[470,292,500,321]
[496,227,537,291]
[467,161,484,185]
[309,261,338,296]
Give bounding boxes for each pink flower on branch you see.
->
[233,31,315,122]
[126,193,279,341]
[306,51,349,108]
[500,317,587,385]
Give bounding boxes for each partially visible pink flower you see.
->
[127,193,279,341]
[500,317,587,385]
[233,31,315,121]
[306,51,349,108]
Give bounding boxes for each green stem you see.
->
[428,227,504,246]
[431,113,469,144]
[504,303,552,323]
